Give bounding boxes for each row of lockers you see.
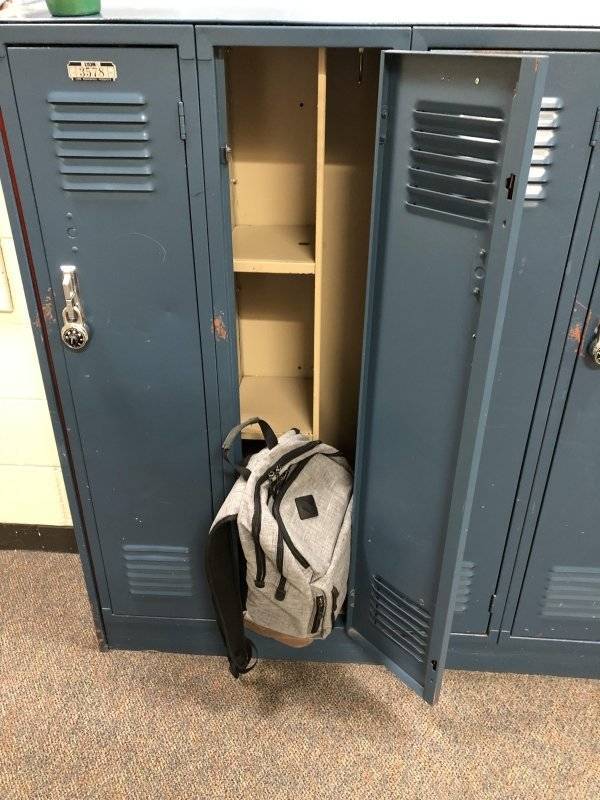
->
[1,20,598,701]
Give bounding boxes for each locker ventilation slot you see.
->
[47,90,154,193]
[370,575,431,663]
[525,97,562,203]
[454,560,475,614]
[123,544,193,597]
[541,566,600,619]
[407,101,504,225]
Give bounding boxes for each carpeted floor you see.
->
[1,551,598,800]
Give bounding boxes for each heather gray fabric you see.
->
[211,428,353,643]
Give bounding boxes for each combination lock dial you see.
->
[61,305,89,351]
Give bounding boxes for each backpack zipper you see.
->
[272,459,311,600]
[272,451,346,600]
[266,464,287,504]
[331,586,339,629]
[250,440,321,588]
[311,595,326,634]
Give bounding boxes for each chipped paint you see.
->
[32,294,56,330]
[213,314,228,341]
[41,294,56,324]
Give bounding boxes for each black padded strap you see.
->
[205,515,257,678]
[222,418,278,480]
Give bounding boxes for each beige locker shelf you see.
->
[239,375,313,439]
[233,225,316,274]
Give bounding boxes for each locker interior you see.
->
[224,47,379,458]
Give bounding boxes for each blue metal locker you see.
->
[8,44,217,621]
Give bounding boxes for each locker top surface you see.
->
[1,0,598,28]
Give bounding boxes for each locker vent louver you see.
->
[542,566,600,619]
[525,97,562,203]
[370,575,431,663]
[123,544,193,597]
[47,90,154,192]
[407,101,504,225]
[454,560,475,614]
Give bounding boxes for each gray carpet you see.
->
[1,550,598,800]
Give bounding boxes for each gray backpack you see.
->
[206,417,353,676]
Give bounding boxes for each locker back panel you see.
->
[8,46,215,619]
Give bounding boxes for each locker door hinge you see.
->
[178,101,187,140]
[220,144,232,164]
[378,106,389,146]
[590,107,600,148]
[488,593,497,615]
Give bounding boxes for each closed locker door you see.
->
[8,46,215,619]
[347,50,547,702]
[510,242,600,642]
[452,53,600,636]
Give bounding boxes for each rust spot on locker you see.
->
[93,619,109,652]
[213,314,228,341]
[568,322,583,348]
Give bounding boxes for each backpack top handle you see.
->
[222,417,278,480]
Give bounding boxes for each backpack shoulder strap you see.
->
[205,514,256,678]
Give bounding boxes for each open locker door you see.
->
[347,51,547,703]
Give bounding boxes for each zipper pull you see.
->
[269,464,290,498]
[267,466,281,503]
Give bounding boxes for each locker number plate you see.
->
[67,61,117,81]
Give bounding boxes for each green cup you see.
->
[46,0,101,16]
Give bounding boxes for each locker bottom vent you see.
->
[542,566,600,619]
[369,574,431,663]
[123,544,193,598]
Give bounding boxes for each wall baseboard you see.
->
[0,523,77,553]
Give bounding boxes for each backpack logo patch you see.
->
[295,495,318,520]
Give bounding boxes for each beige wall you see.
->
[0,187,72,526]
